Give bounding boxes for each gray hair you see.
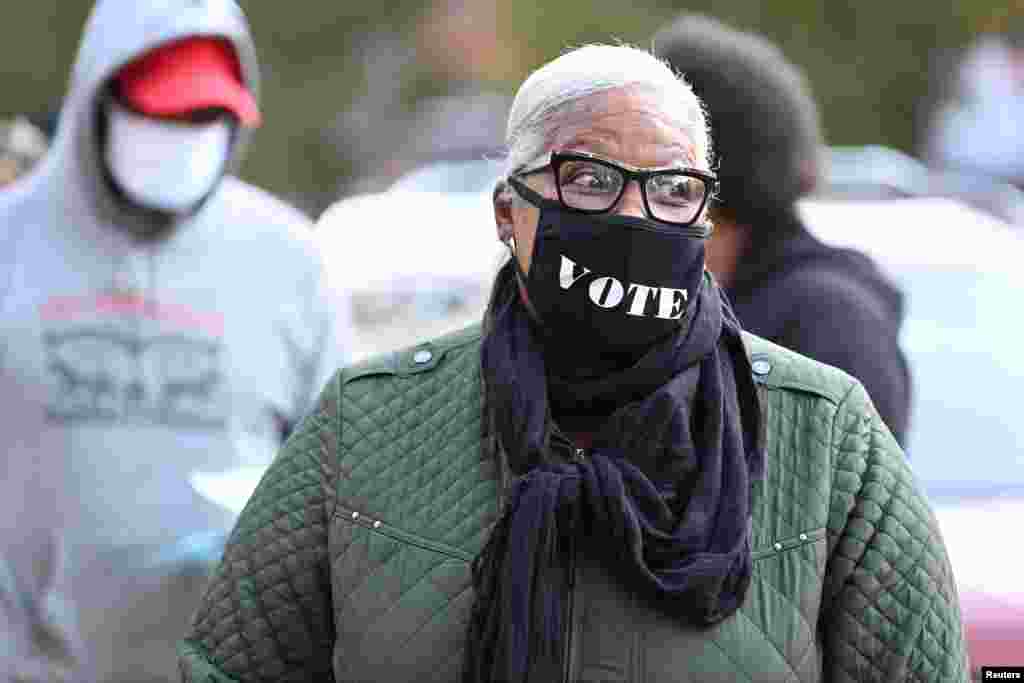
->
[502,44,712,186]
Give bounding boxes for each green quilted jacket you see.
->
[179,324,969,683]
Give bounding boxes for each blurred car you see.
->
[798,196,1024,673]
[316,158,507,363]
[820,144,1024,226]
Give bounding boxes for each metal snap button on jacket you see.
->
[413,349,433,364]
[752,359,772,376]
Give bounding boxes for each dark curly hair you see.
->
[654,14,823,229]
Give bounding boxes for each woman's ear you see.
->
[798,156,820,196]
[493,180,514,243]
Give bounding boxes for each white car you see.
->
[316,160,507,363]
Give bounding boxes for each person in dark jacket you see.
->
[179,44,966,683]
[654,15,913,447]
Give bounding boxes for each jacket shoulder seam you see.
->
[341,324,483,383]
[745,332,854,405]
[757,379,844,406]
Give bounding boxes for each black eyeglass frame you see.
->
[513,150,718,230]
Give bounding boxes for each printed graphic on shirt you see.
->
[39,293,227,428]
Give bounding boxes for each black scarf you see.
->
[463,265,766,683]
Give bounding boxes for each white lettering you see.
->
[626,284,657,317]
[589,277,625,308]
[656,288,688,320]
[559,254,691,319]
[559,255,591,290]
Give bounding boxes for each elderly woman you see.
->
[179,45,968,683]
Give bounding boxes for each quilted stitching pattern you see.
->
[179,377,340,683]
[331,519,473,682]
[751,385,834,549]
[328,340,496,683]
[337,342,498,554]
[822,382,968,683]
[179,330,969,683]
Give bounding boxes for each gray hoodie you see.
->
[0,1,350,679]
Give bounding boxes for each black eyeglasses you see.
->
[512,150,717,229]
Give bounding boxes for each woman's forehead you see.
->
[546,90,698,166]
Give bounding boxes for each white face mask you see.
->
[104,100,233,214]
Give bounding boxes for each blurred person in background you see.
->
[0,117,49,187]
[0,0,350,680]
[655,15,913,448]
[326,0,516,198]
[926,21,1024,189]
[180,44,966,683]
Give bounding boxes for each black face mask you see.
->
[508,178,710,360]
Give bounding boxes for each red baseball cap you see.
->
[115,37,261,127]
